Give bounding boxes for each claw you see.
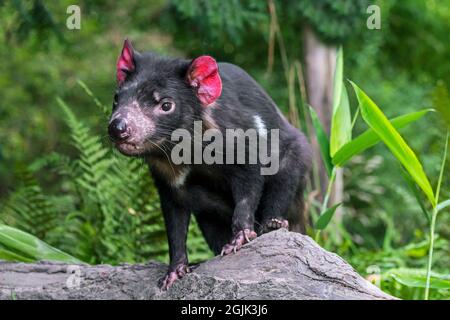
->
[160,263,189,290]
[221,229,257,256]
[262,218,289,233]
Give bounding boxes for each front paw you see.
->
[221,229,257,256]
[159,263,190,290]
[262,218,289,233]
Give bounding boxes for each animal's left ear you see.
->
[117,39,136,85]
[187,56,222,106]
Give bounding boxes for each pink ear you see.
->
[187,56,222,106]
[116,39,135,84]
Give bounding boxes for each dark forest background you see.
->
[0,0,449,299]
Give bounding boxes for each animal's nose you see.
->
[108,118,130,141]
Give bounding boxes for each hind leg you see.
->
[257,172,300,234]
[257,140,309,234]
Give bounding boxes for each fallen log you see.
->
[0,229,395,300]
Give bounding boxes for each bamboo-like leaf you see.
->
[388,268,450,289]
[400,167,430,223]
[0,224,82,263]
[330,47,352,156]
[332,109,433,166]
[0,247,34,262]
[315,203,342,230]
[350,81,436,207]
[309,106,333,177]
[437,199,450,212]
[435,129,449,205]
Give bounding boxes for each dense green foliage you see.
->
[0,0,449,299]
[1,84,211,264]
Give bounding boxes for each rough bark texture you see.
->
[303,24,344,217]
[0,229,394,300]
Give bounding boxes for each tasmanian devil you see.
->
[108,39,312,289]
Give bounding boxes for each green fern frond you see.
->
[77,79,110,117]
[1,169,60,241]
[1,85,213,265]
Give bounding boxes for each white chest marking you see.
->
[173,167,191,188]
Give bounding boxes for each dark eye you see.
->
[161,101,173,112]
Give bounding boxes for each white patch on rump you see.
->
[253,115,267,135]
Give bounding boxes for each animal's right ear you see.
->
[116,39,136,85]
[186,56,222,106]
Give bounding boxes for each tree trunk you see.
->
[303,24,344,217]
[0,229,395,300]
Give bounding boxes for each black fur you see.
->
[109,47,312,287]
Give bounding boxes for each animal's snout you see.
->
[108,118,130,142]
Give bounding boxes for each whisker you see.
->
[145,138,177,178]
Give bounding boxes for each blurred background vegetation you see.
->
[0,0,449,299]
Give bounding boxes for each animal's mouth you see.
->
[115,141,144,156]
[114,137,165,157]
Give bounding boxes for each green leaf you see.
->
[349,81,436,207]
[315,203,342,230]
[388,268,450,290]
[435,129,449,204]
[400,167,430,223]
[0,247,34,262]
[77,79,110,116]
[309,106,333,177]
[332,109,433,166]
[330,47,352,156]
[0,224,82,263]
[437,199,450,212]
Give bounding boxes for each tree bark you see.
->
[303,24,344,219]
[303,24,336,134]
[0,229,395,300]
